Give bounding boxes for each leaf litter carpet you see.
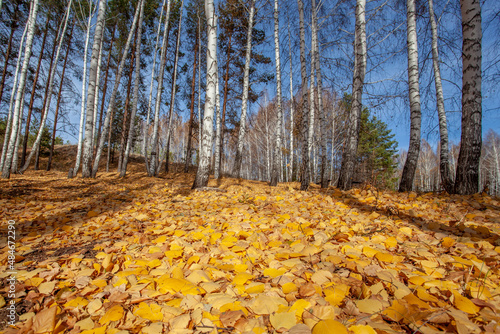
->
[1,171,500,333]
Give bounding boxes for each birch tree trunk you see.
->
[399,0,422,192]
[82,0,106,178]
[312,0,328,188]
[297,0,310,191]
[428,0,453,193]
[2,0,39,179]
[288,24,294,182]
[144,0,166,172]
[193,0,216,188]
[270,0,283,187]
[73,2,94,177]
[92,0,141,177]
[20,0,72,174]
[232,0,255,179]
[338,0,366,190]
[214,58,222,179]
[120,0,145,177]
[454,0,482,194]
[164,0,184,174]
[92,35,104,149]
[149,0,172,176]
[197,16,202,165]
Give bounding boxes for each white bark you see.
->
[19,0,73,174]
[288,24,294,182]
[233,0,255,178]
[73,2,95,177]
[143,0,166,166]
[92,0,141,177]
[150,0,172,176]
[193,0,217,188]
[337,0,366,190]
[399,0,422,192]
[92,35,104,148]
[270,0,282,187]
[0,9,29,171]
[2,0,39,178]
[214,55,222,179]
[120,0,145,177]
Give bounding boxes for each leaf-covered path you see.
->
[1,171,499,333]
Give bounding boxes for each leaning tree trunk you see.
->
[48,21,74,171]
[428,0,453,193]
[270,0,283,187]
[0,1,20,107]
[2,0,39,179]
[312,0,328,188]
[232,0,255,179]
[92,0,141,177]
[20,0,72,174]
[297,0,310,191]
[193,0,217,189]
[164,0,184,174]
[454,0,482,195]
[184,19,199,173]
[399,0,422,192]
[120,0,145,177]
[338,0,366,190]
[73,3,94,177]
[149,0,172,176]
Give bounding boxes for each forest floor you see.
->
[0,146,500,334]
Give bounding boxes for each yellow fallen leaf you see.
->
[38,281,56,294]
[382,299,408,322]
[270,312,297,331]
[324,284,349,307]
[349,324,377,334]
[64,297,89,309]
[355,299,383,314]
[312,319,348,334]
[99,305,124,324]
[232,272,254,285]
[452,291,480,314]
[441,237,455,248]
[32,306,57,333]
[133,302,164,321]
[263,268,286,278]
[290,299,311,318]
[75,317,95,331]
[282,282,298,294]
[384,237,397,248]
[87,210,99,217]
[375,252,393,263]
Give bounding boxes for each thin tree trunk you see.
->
[118,35,136,172]
[193,0,216,188]
[73,3,94,177]
[96,24,116,158]
[92,0,141,177]
[184,21,200,173]
[233,0,255,178]
[454,0,482,194]
[149,0,172,176]
[214,54,222,179]
[2,0,39,179]
[120,0,145,177]
[20,0,72,174]
[165,0,184,174]
[47,20,74,171]
[144,0,166,172]
[338,0,367,190]
[399,0,422,192]
[92,33,104,151]
[297,0,310,191]
[21,17,49,167]
[0,4,29,172]
[270,0,282,187]
[0,1,19,107]
[288,24,294,182]
[82,0,106,178]
[197,14,202,166]
[219,32,232,178]
[312,0,327,188]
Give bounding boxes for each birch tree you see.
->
[454,0,482,194]
[149,0,172,176]
[232,0,255,179]
[214,57,222,179]
[270,0,282,187]
[288,23,294,182]
[428,0,453,193]
[81,0,107,178]
[297,0,310,191]
[399,0,422,192]
[92,0,141,177]
[19,0,73,174]
[2,0,39,179]
[73,1,95,177]
[193,0,216,188]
